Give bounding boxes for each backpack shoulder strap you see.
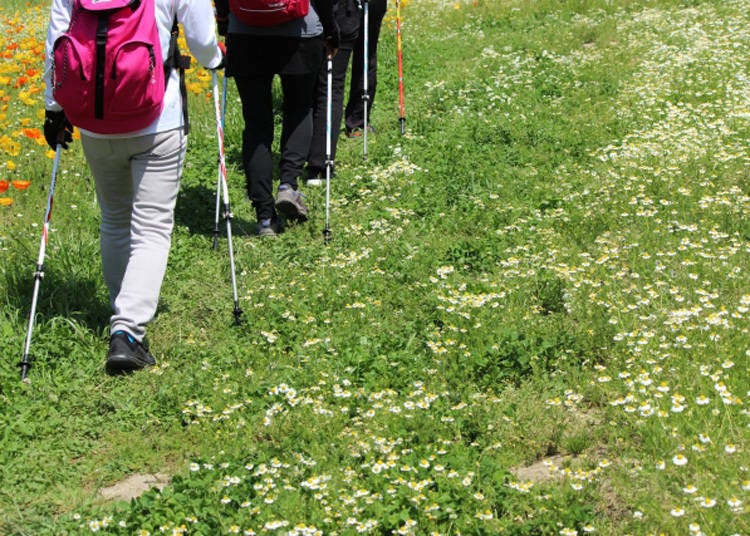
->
[165,17,192,134]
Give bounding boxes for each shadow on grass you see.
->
[3,237,108,380]
[175,182,257,239]
[4,260,111,336]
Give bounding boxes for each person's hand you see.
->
[212,41,226,70]
[43,110,73,150]
[324,31,340,58]
[325,36,339,59]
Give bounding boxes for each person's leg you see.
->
[81,136,134,310]
[235,73,276,222]
[279,71,318,189]
[346,0,386,131]
[365,0,387,120]
[308,48,350,180]
[307,59,328,177]
[274,71,317,221]
[345,26,366,131]
[329,48,352,164]
[112,131,186,341]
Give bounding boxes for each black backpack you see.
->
[333,0,361,44]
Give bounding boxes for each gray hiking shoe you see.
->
[257,218,280,237]
[275,184,308,222]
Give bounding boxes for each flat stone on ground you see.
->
[99,473,170,501]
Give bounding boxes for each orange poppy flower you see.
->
[23,128,43,141]
[23,128,44,141]
[12,179,31,189]
[0,197,13,206]
[0,180,8,193]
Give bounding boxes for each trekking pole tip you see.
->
[400,117,406,135]
[19,359,31,381]
[323,228,332,244]
[233,306,243,326]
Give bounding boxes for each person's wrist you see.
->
[45,110,65,123]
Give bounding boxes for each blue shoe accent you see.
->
[257,217,280,237]
[113,330,135,344]
[106,331,155,375]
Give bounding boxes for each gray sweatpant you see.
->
[81,129,187,342]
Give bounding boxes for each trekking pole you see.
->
[323,54,333,245]
[362,0,370,161]
[395,0,405,135]
[211,70,243,325]
[212,72,228,251]
[19,145,62,380]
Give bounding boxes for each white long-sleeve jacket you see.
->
[43,0,223,137]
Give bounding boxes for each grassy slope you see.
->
[1,0,748,534]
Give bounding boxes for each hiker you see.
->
[344,0,386,138]
[305,0,362,185]
[215,0,339,236]
[43,0,224,374]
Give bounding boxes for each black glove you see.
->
[325,35,339,57]
[43,110,73,150]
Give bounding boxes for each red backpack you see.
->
[229,0,310,26]
[52,0,166,134]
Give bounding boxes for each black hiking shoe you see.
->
[105,331,156,375]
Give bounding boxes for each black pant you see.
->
[234,72,318,221]
[345,0,387,130]
[308,48,353,175]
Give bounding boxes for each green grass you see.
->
[1,0,749,534]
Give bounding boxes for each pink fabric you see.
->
[52,0,165,134]
[229,0,309,26]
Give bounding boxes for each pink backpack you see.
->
[229,0,310,26]
[52,0,165,134]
